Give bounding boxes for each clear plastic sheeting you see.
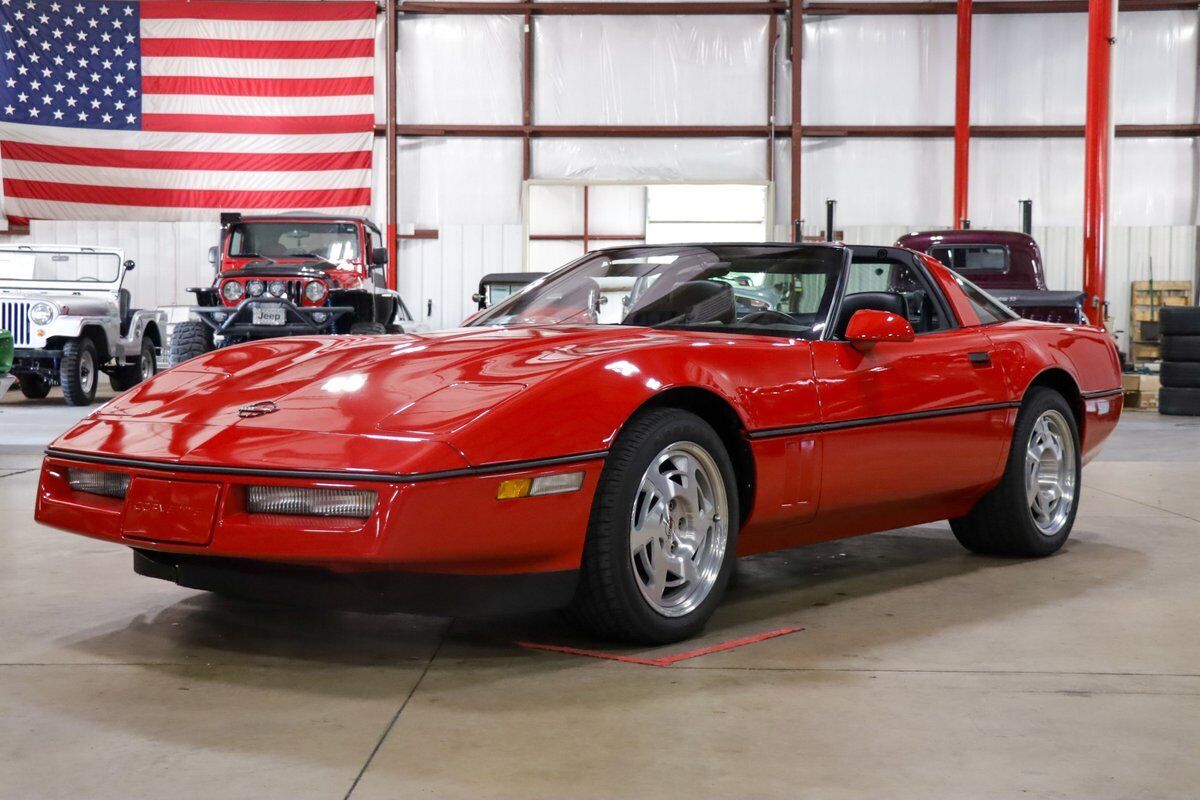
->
[533,138,767,181]
[535,16,769,125]
[794,17,956,125]
[974,11,1198,125]
[397,138,524,226]
[397,15,523,124]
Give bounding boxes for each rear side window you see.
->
[953,274,1019,325]
[930,245,1009,274]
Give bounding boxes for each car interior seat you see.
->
[834,291,909,339]
[624,280,736,327]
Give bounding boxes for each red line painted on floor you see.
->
[515,626,804,667]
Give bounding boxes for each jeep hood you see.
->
[51,325,675,473]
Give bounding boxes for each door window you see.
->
[844,258,950,335]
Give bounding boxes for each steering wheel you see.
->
[740,310,796,326]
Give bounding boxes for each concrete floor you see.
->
[3,388,1200,799]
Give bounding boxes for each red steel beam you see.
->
[396,0,1189,13]
[1082,0,1115,326]
[383,123,1200,139]
[789,0,802,240]
[385,0,398,291]
[953,0,972,229]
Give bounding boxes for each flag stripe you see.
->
[3,199,371,222]
[4,179,371,210]
[141,113,375,134]
[143,94,374,117]
[141,76,374,97]
[140,1,377,22]
[2,160,370,191]
[141,56,373,79]
[141,37,374,60]
[141,18,374,41]
[1,141,373,171]
[0,123,372,153]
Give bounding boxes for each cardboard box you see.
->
[1123,374,1160,410]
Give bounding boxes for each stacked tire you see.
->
[1159,307,1200,416]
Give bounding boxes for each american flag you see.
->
[0,0,376,221]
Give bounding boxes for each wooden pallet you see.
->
[1130,280,1193,366]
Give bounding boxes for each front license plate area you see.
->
[123,478,221,545]
[252,305,287,326]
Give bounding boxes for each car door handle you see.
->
[967,351,992,366]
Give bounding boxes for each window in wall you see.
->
[644,184,769,245]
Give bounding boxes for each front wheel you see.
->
[349,321,387,335]
[568,408,739,644]
[950,388,1081,557]
[60,337,99,406]
[168,321,213,367]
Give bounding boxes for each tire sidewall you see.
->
[593,410,740,641]
[1006,389,1082,556]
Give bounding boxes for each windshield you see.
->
[468,245,848,339]
[0,249,121,284]
[228,222,360,264]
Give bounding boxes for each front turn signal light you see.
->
[497,471,584,500]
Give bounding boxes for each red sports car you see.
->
[36,243,1123,643]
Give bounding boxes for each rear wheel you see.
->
[169,321,213,367]
[110,338,157,392]
[950,388,1080,557]
[568,408,739,644]
[18,375,50,399]
[60,337,98,406]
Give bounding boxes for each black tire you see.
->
[60,337,99,406]
[1160,386,1200,416]
[17,375,50,399]
[349,321,387,335]
[1159,307,1200,336]
[168,320,213,367]
[567,408,740,644]
[1160,362,1200,389]
[950,387,1081,557]
[1160,335,1200,362]
[109,338,158,392]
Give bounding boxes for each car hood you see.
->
[51,325,678,473]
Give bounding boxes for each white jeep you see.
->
[0,246,166,405]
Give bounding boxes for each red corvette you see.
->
[36,244,1122,643]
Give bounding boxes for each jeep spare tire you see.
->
[60,337,98,406]
[169,320,214,367]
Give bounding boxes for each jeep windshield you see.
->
[467,244,847,340]
[229,222,360,265]
[0,248,121,285]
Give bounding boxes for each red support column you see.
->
[385,0,399,291]
[953,0,972,229]
[1082,0,1115,326]
[789,0,802,241]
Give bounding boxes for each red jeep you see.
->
[170,213,411,365]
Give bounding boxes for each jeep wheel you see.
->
[110,338,158,392]
[349,322,387,335]
[169,320,214,367]
[18,375,51,399]
[60,337,99,406]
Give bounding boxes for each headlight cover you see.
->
[246,279,265,297]
[245,486,377,518]
[268,280,286,297]
[67,468,131,498]
[303,280,327,303]
[221,281,244,302]
[29,301,56,325]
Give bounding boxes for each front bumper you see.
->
[133,550,579,615]
[35,451,603,611]
[192,299,352,338]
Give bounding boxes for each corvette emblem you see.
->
[238,401,279,418]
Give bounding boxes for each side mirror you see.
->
[845,309,915,351]
[372,247,389,266]
[123,259,135,271]
[208,246,219,267]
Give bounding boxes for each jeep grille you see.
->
[0,300,31,347]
